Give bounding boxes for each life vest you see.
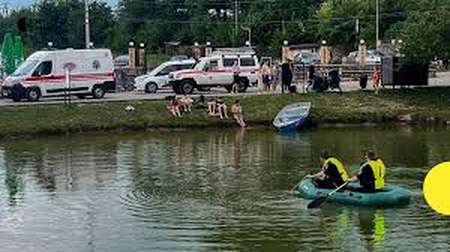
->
[322,157,349,182]
[365,159,385,190]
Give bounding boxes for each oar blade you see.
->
[307,196,328,209]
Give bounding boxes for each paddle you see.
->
[307,180,350,209]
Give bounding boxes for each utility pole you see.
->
[84,0,91,49]
[376,0,379,49]
[234,0,238,46]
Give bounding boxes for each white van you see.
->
[1,49,115,102]
[169,54,260,94]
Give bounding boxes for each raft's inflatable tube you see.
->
[295,177,412,207]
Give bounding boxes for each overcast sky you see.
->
[4,0,118,9]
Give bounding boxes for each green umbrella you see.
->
[13,35,25,70]
[1,33,15,75]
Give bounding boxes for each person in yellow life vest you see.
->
[352,150,385,193]
[312,150,350,189]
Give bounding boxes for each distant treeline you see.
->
[0,0,449,62]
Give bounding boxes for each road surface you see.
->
[0,72,449,107]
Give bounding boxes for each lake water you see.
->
[0,126,449,252]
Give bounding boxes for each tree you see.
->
[316,0,411,52]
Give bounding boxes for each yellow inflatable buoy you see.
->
[423,162,450,215]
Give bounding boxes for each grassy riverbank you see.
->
[1,87,450,138]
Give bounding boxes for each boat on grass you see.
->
[273,102,311,132]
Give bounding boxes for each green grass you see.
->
[1,87,450,138]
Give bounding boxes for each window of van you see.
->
[240,58,256,67]
[223,58,238,67]
[32,61,52,76]
[209,60,218,68]
[11,60,39,77]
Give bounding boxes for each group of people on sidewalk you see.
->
[262,61,383,94]
[311,150,386,193]
[260,61,295,93]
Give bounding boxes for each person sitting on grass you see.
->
[208,97,228,119]
[208,97,218,116]
[231,99,246,128]
[166,96,181,117]
[179,95,194,112]
[215,98,228,119]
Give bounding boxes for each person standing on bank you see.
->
[312,151,350,189]
[281,60,293,94]
[372,67,381,95]
[261,62,272,92]
[231,62,240,94]
[351,150,385,193]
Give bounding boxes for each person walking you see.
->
[329,69,342,93]
[261,62,272,92]
[281,60,293,94]
[271,63,280,92]
[231,61,240,94]
[308,64,315,82]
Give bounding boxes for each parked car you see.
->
[113,54,129,68]
[348,49,382,64]
[170,55,189,61]
[134,59,196,93]
[294,51,318,65]
[1,48,115,102]
[168,54,260,94]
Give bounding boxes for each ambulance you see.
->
[1,48,115,102]
[168,52,260,94]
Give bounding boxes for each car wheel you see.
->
[26,88,41,102]
[180,80,195,94]
[145,82,158,93]
[238,78,249,93]
[92,85,105,99]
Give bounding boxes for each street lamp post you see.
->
[85,0,90,49]
[234,0,239,46]
[376,0,380,49]
[241,26,251,47]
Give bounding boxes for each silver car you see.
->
[134,59,196,93]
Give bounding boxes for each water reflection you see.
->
[358,209,386,252]
[0,126,448,251]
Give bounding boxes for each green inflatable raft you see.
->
[295,177,412,207]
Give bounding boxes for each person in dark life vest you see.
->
[312,150,350,189]
[351,150,386,193]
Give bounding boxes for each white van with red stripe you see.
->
[1,49,115,102]
[168,54,259,94]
